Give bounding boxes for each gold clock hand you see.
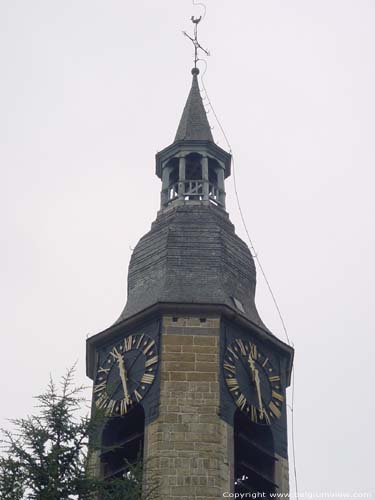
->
[114,350,130,403]
[247,354,256,381]
[248,354,264,419]
[254,369,264,419]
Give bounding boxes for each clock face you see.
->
[223,338,284,425]
[93,333,158,416]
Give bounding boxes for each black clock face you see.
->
[223,338,284,425]
[93,333,158,416]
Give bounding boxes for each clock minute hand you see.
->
[254,369,264,419]
[248,355,264,419]
[114,349,130,403]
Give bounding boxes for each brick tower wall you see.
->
[144,315,233,499]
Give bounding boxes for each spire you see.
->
[174,68,213,142]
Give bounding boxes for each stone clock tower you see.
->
[86,66,294,498]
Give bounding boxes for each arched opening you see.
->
[234,409,277,495]
[184,153,204,200]
[185,152,202,180]
[101,405,145,480]
[167,158,179,201]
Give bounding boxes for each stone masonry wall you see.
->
[274,454,290,494]
[144,315,232,500]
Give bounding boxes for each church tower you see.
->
[86,37,294,499]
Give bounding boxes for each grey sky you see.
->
[1,0,374,494]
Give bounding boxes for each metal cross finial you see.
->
[183,16,210,70]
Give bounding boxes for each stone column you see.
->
[217,165,226,207]
[178,156,186,200]
[202,156,209,201]
[161,163,170,207]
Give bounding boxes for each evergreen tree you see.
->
[0,367,157,500]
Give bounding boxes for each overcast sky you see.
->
[1,0,374,495]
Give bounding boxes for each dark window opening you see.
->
[234,409,277,497]
[208,158,219,184]
[167,159,180,200]
[184,153,203,200]
[101,405,145,481]
[199,318,207,323]
[185,153,202,180]
[168,159,179,185]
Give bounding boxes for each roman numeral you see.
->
[250,343,257,360]
[143,340,155,356]
[272,390,284,402]
[123,335,133,352]
[96,393,110,410]
[134,390,142,402]
[269,401,281,418]
[137,334,145,349]
[93,381,106,394]
[98,367,110,375]
[269,375,280,382]
[224,362,236,374]
[227,346,238,360]
[263,409,271,425]
[236,339,247,356]
[262,357,269,368]
[141,373,155,385]
[250,405,258,423]
[145,355,158,368]
[105,399,116,416]
[109,347,120,359]
[236,394,247,411]
[226,377,239,391]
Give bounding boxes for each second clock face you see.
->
[93,333,158,416]
[224,338,284,425]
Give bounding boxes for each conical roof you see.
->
[174,68,213,142]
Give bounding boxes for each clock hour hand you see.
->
[248,353,256,381]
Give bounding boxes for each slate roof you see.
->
[117,203,268,331]
[174,69,214,142]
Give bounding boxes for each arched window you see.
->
[234,409,277,495]
[185,153,202,180]
[183,153,204,200]
[101,405,145,480]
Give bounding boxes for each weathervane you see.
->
[183,16,210,71]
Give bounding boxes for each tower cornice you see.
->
[86,301,294,386]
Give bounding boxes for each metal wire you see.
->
[197,56,299,500]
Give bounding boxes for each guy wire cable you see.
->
[197,55,299,500]
[187,1,299,495]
